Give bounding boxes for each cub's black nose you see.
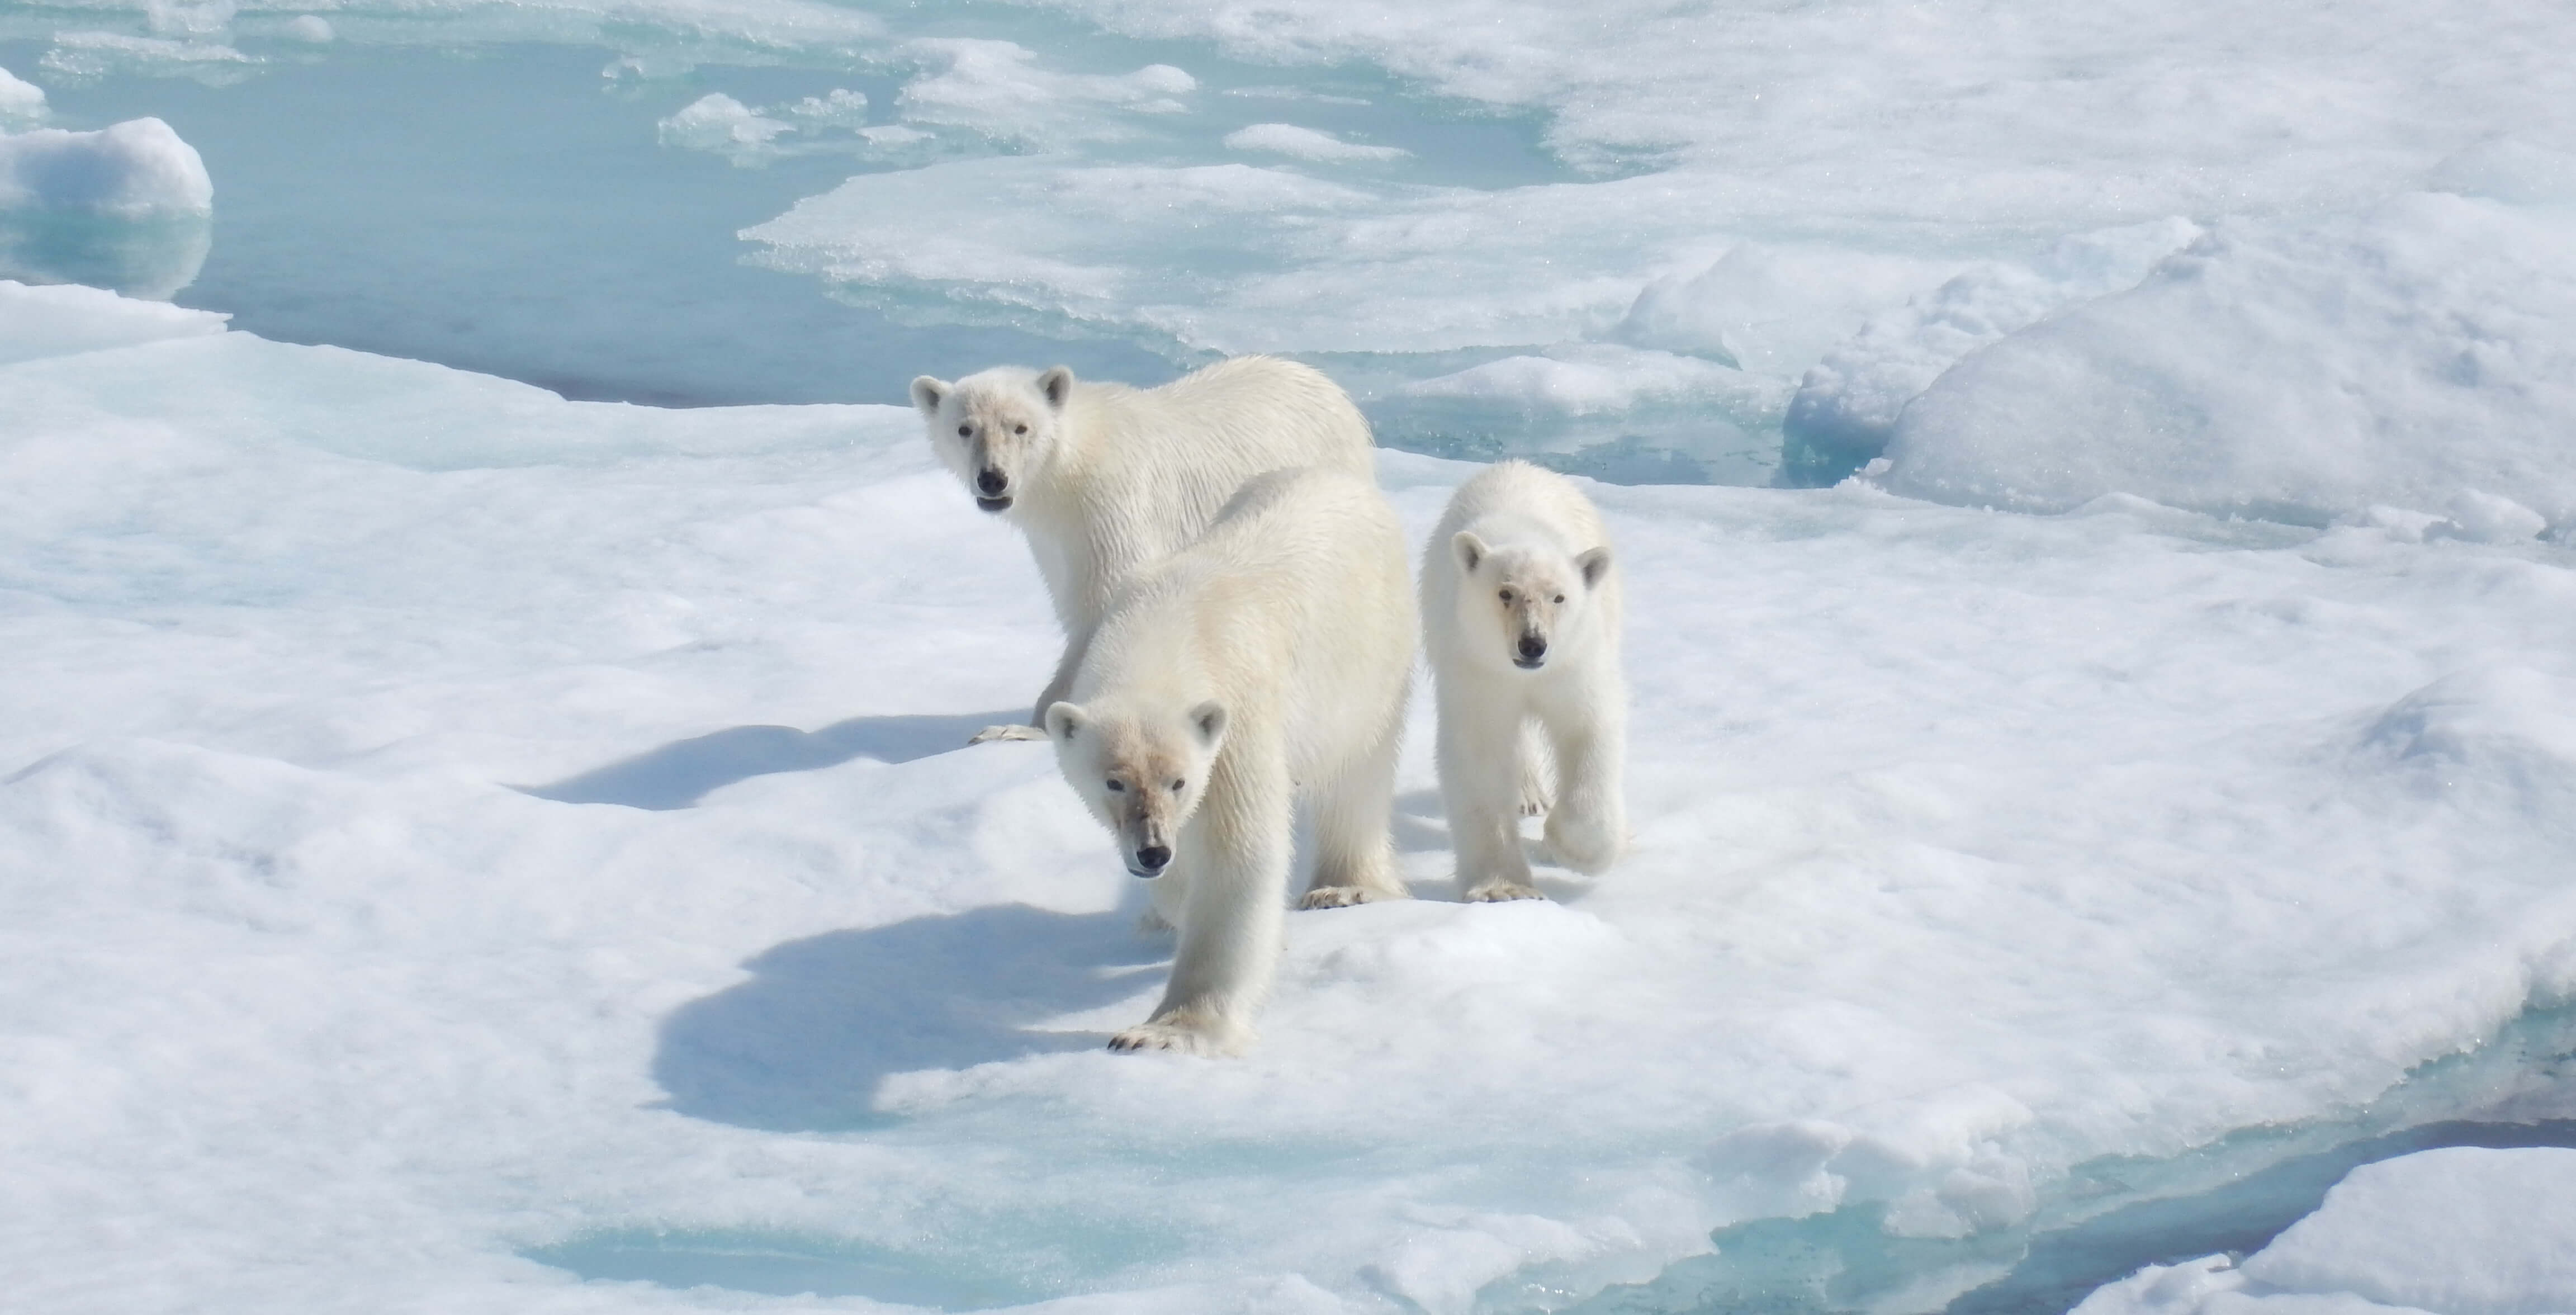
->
[1517,635,1547,661]
[976,468,1008,496]
[1135,845,1172,873]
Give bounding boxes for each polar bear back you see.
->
[1078,466,1414,774]
[1055,356,1376,570]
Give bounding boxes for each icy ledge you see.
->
[2075,1147,2576,1315]
[7,286,2576,1314]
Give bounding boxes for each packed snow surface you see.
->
[9,286,2576,1313]
[2072,1147,2576,1315]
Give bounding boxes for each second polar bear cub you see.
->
[1422,460,1626,902]
[1046,466,1415,1056]
[908,356,1375,742]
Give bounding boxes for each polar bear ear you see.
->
[1576,546,1613,589]
[1037,366,1076,411]
[1044,702,1087,741]
[1451,531,1489,575]
[1188,700,1229,751]
[910,376,949,417]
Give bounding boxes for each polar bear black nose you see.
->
[1135,845,1171,873]
[1517,635,1547,662]
[976,468,1008,496]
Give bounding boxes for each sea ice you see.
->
[0,64,43,122]
[2072,1147,2576,1315]
[9,283,2576,1313]
[0,116,210,216]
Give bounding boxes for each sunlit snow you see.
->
[3,1,2575,1312]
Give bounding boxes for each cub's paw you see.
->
[968,723,1048,745]
[1464,881,1547,903]
[1300,884,1400,910]
[1107,1019,1242,1057]
[1542,811,1624,875]
[1518,784,1555,819]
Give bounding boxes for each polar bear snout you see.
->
[1133,844,1171,876]
[1515,633,1549,668]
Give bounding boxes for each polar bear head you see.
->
[1450,530,1612,673]
[1042,697,1228,878]
[908,365,1077,515]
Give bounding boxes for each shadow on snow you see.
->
[652,904,1168,1132]
[520,711,1016,810]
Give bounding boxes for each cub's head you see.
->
[1043,698,1228,878]
[908,365,1076,515]
[1450,531,1612,672]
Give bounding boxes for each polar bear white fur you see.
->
[1421,460,1625,902]
[908,356,1376,742]
[1045,467,1415,1056]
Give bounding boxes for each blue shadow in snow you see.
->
[652,905,1166,1132]
[520,711,1016,810]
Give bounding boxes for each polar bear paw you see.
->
[1464,880,1547,903]
[1542,809,1623,876]
[969,722,1048,745]
[1299,884,1399,910]
[1107,1018,1242,1057]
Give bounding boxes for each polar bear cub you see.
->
[1046,467,1415,1056]
[908,356,1376,742]
[1422,460,1625,902]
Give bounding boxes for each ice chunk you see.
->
[1612,242,1964,376]
[1883,194,2576,527]
[0,66,44,124]
[283,15,335,43]
[2073,1148,2576,1315]
[1781,219,2204,484]
[0,117,214,298]
[38,31,258,84]
[657,92,792,158]
[1224,122,1409,163]
[0,278,227,365]
[892,39,1196,149]
[0,118,210,217]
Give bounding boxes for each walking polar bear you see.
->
[1045,467,1415,1056]
[1422,460,1626,902]
[907,356,1376,742]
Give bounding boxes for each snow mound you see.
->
[0,278,227,365]
[1882,193,2576,528]
[2074,1147,2576,1315]
[0,117,212,217]
[658,92,791,154]
[1781,219,2203,484]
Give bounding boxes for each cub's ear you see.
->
[1188,699,1229,750]
[910,376,949,417]
[1043,702,1087,741]
[1576,545,1613,589]
[1451,531,1489,575]
[1037,366,1075,411]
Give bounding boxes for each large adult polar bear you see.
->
[907,356,1376,743]
[1422,460,1626,902]
[1045,466,1415,1056]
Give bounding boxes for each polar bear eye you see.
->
[1014,423,1028,435]
[1106,779,1125,792]
[1553,594,1565,604]
[1169,778,1185,792]
[956,423,972,438]
[1498,588,1515,604]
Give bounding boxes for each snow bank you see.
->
[0,278,227,365]
[1881,193,2576,528]
[12,324,2576,1312]
[2073,1148,2576,1315]
[0,117,211,217]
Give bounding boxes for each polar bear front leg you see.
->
[1438,687,1543,902]
[1539,693,1626,876]
[1110,756,1289,1056]
[1516,720,1557,818]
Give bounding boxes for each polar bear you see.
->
[1045,466,1415,1056]
[908,356,1376,743]
[1421,460,1625,902]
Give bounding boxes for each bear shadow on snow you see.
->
[651,904,1168,1132]
[520,711,1017,810]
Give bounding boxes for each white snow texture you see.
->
[0,116,212,216]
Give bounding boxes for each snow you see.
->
[0,277,226,365]
[1225,122,1408,163]
[0,117,210,217]
[2071,1148,2576,1315]
[10,281,2576,1313]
